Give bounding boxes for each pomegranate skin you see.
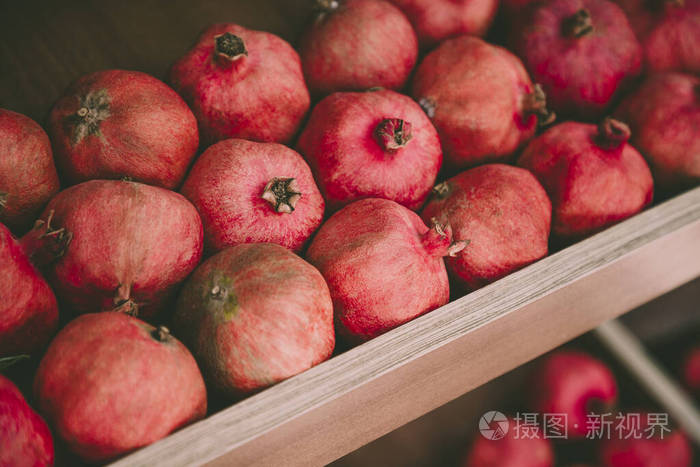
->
[181,139,324,254]
[307,198,464,342]
[0,375,54,467]
[387,0,498,48]
[464,418,554,467]
[412,36,552,170]
[614,73,700,192]
[171,23,310,146]
[530,351,617,439]
[683,346,700,393]
[48,70,199,189]
[297,89,442,211]
[517,120,653,240]
[0,223,58,357]
[0,109,59,234]
[513,0,642,120]
[34,312,206,463]
[26,180,203,319]
[173,243,335,396]
[299,0,418,96]
[421,164,551,291]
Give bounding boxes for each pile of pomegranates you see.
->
[1,0,698,462]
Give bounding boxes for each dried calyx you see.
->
[597,117,631,149]
[375,118,413,152]
[66,89,111,144]
[422,218,468,258]
[563,9,594,37]
[418,97,437,119]
[214,32,248,61]
[20,210,72,268]
[113,283,138,316]
[262,177,302,213]
[523,84,556,127]
[432,182,450,200]
[151,325,171,342]
[314,0,341,14]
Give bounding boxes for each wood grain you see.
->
[111,187,700,466]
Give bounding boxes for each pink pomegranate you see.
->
[0,374,54,467]
[614,72,700,192]
[0,109,59,234]
[421,164,551,291]
[517,119,653,240]
[173,243,334,396]
[299,0,418,96]
[23,180,202,319]
[0,222,60,357]
[306,198,465,341]
[34,312,206,463]
[512,0,642,120]
[48,70,198,189]
[171,23,310,146]
[412,36,554,170]
[387,0,498,48]
[530,351,617,439]
[181,139,324,253]
[297,89,442,211]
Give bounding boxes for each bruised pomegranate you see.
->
[512,0,642,119]
[297,89,442,211]
[614,72,700,192]
[464,417,554,467]
[517,118,653,240]
[387,0,498,48]
[181,139,324,253]
[0,109,59,234]
[299,0,418,96]
[48,70,198,189]
[306,198,465,341]
[421,164,551,291]
[173,243,334,396]
[412,36,554,170]
[0,222,60,357]
[171,23,310,146]
[23,180,202,319]
[0,374,54,467]
[34,312,206,463]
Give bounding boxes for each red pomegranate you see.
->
[421,164,551,291]
[387,0,498,48]
[517,119,653,241]
[0,109,59,234]
[173,243,334,396]
[297,89,442,211]
[181,139,324,253]
[0,374,54,467]
[48,70,198,189]
[299,0,418,96]
[0,222,60,357]
[464,417,554,467]
[512,0,642,120]
[412,36,554,170]
[614,72,700,192]
[306,198,465,342]
[530,351,617,439]
[23,180,202,319]
[170,23,310,146]
[34,312,206,463]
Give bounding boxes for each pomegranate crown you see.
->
[596,117,631,150]
[261,177,302,213]
[20,210,72,268]
[422,218,468,258]
[375,118,413,152]
[214,32,248,62]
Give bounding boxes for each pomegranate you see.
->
[299,0,418,96]
[23,180,202,319]
[297,89,442,211]
[173,243,334,396]
[306,198,466,342]
[464,416,554,467]
[0,374,54,467]
[421,164,551,292]
[530,351,617,438]
[170,23,310,146]
[411,36,554,170]
[517,118,653,240]
[387,0,498,48]
[34,312,206,463]
[614,72,700,192]
[683,346,700,393]
[0,109,59,234]
[0,222,60,357]
[512,0,642,120]
[599,412,692,467]
[181,139,324,254]
[48,70,198,189]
